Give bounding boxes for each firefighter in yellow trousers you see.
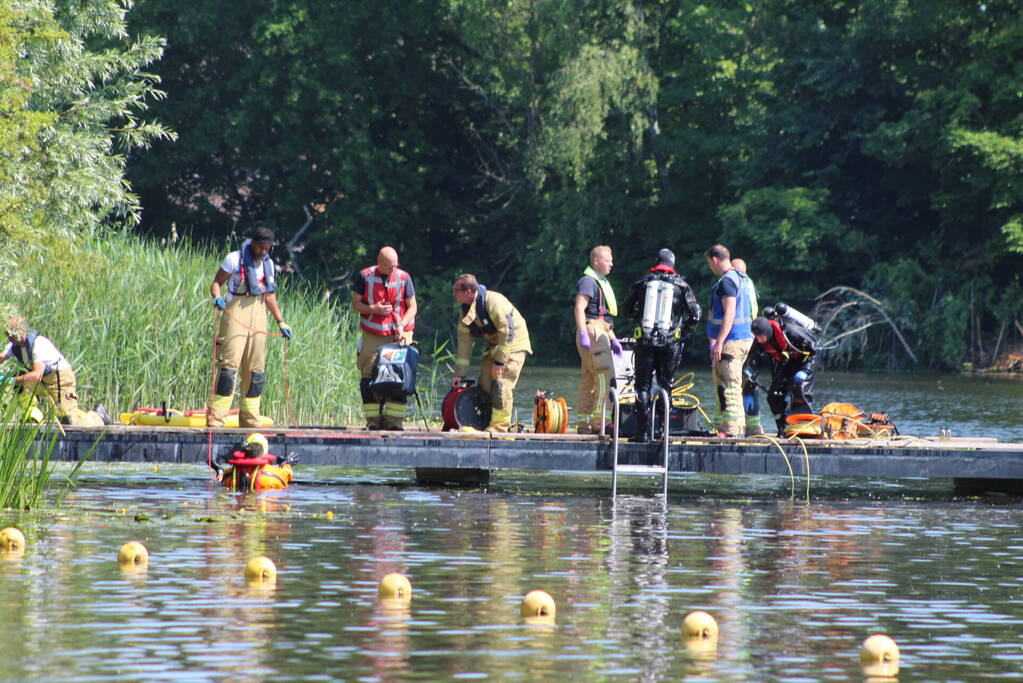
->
[574,245,622,434]
[451,274,532,432]
[207,227,292,428]
[0,316,108,426]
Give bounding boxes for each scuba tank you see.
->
[655,280,673,332]
[641,280,660,337]
[772,302,821,335]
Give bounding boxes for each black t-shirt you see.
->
[713,273,740,300]
[576,275,610,321]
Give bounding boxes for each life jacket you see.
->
[12,330,60,375]
[231,241,276,296]
[707,269,752,341]
[464,285,497,338]
[582,266,617,319]
[359,265,414,336]
[758,318,814,364]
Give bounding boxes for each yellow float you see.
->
[119,407,273,428]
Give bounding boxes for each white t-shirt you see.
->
[4,335,71,374]
[220,240,271,301]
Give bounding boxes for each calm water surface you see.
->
[1,465,1023,681]
[518,366,1023,442]
[1,369,1022,680]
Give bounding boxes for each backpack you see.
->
[369,343,419,401]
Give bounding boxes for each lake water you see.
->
[1,368,1021,680]
[517,365,1023,442]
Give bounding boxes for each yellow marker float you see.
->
[378,573,412,603]
[0,527,25,551]
[860,634,899,678]
[520,590,556,623]
[117,541,149,572]
[244,556,277,586]
[681,611,718,657]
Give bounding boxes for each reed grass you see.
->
[14,231,362,425]
[0,391,89,509]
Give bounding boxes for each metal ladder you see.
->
[602,387,671,497]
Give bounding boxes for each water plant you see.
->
[0,393,89,509]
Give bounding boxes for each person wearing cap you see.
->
[351,246,417,430]
[705,244,754,437]
[451,274,532,432]
[751,315,819,436]
[207,226,292,428]
[574,245,622,434]
[621,249,701,442]
[0,316,108,426]
[731,258,765,436]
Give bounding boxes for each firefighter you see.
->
[751,315,819,436]
[574,245,623,434]
[705,244,754,437]
[451,274,532,432]
[0,316,109,426]
[351,246,417,430]
[208,226,292,428]
[621,249,701,442]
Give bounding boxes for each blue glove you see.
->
[278,321,293,340]
[610,338,623,357]
[743,393,756,414]
[0,375,11,386]
[793,370,809,383]
[578,329,591,350]
[212,296,227,311]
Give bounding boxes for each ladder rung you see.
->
[615,465,667,474]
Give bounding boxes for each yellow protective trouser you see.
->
[575,318,614,431]
[357,330,412,429]
[479,349,526,432]
[208,296,268,428]
[712,339,752,437]
[31,369,103,426]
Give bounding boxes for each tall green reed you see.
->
[14,231,361,425]
[0,391,89,509]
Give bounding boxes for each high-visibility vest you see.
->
[582,266,617,319]
[707,269,753,340]
[359,266,415,336]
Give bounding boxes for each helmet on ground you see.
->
[657,248,675,268]
[244,432,269,456]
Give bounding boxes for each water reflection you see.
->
[0,471,1020,680]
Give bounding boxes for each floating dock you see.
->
[47,424,1023,492]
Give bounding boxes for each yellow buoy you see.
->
[117,541,149,572]
[0,527,25,552]
[860,634,899,678]
[244,556,277,585]
[681,611,718,640]
[378,573,412,602]
[520,590,556,619]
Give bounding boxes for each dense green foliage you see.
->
[7,0,1023,372]
[15,231,362,424]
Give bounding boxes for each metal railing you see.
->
[606,386,670,497]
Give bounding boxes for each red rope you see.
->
[206,308,220,477]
